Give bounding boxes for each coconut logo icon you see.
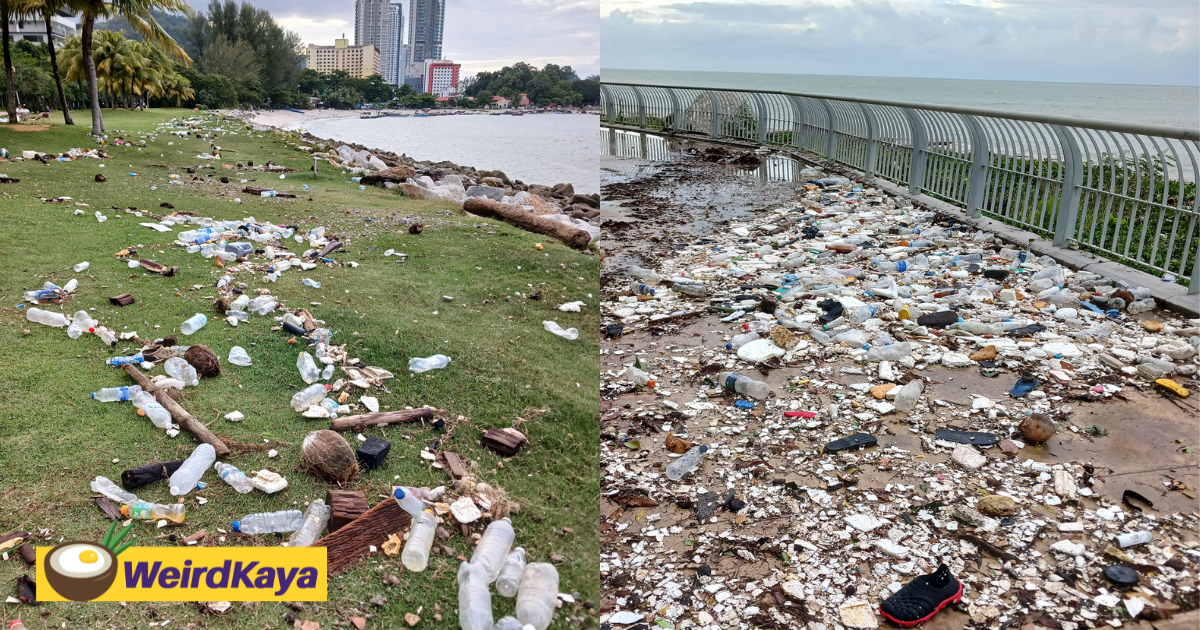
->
[44,521,133,601]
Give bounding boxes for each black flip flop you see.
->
[824,433,877,453]
[935,429,999,446]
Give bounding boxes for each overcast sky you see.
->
[601,0,1200,85]
[185,0,599,77]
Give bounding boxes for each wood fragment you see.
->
[17,543,35,565]
[441,451,468,479]
[182,530,208,545]
[121,364,229,455]
[242,186,296,198]
[314,498,410,575]
[481,427,528,456]
[96,496,122,520]
[326,489,369,533]
[957,533,1019,563]
[109,293,135,306]
[463,197,591,250]
[329,408,439,432]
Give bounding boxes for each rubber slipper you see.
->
[979,360,1000,378]
[1006,323,1046,337]
[824,433,877,453]
[879,564,963,627]
[935,429,999,446]
[1122,489,1153,513]
[1103,565,1139,588]
[1009,377,1040,398]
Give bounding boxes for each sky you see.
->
[183,0,600,78]
[600,0,1200,86]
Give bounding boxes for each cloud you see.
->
[600,0,1200,85]
[183,0,599,76]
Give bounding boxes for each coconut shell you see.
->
[214,296,230,314]
[161,335,178,347]
[1018,413,1056,443]
[183,344,221,378]
[302,430,359,483]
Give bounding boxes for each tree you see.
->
[189,0,301,106]
[180,66,234,108]
[17,0,76,123]
[71,0,191,134]
[2,0,16,121]
[321,86,361,109]
[59,30,190,109]
[197,33,260,103]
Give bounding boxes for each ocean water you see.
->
[601,69,1200,129]
[287,114,600,194]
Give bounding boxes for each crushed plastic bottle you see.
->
[542,321,579,340]
[666,445,708,481]
[286,500,331,547]
[90,476,138,504]
[409,354,451,373]
[228,346,252,366]
[170,443,216,496]
[214,462,254,493]
[164,357,199,387]
[291,383,331,412]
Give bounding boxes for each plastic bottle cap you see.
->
[699,446,708,453]
[231,520,241,532]
[120,505,129,516]
[393,487,406,500]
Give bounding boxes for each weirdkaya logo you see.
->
[38,539,327,602]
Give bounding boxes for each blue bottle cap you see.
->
[726,343,733,350]
[699,445,708,453]
[393,487,406,500]
[232,520,241,532]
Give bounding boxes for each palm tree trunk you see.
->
[43,8,71,125]
[1,0,16,123]
[81,13,103,134]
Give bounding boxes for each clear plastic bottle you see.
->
[866,342,912,362]
[106,354,144,366]
[833,329,868,348]
[847,305,878,324]
[515,563,559,630]
[297,352,320,384]
[170,443,216,496]
[673,282,707,296]
[73,310,96,331]
[92,385,142,402]
[132,390,173,429]
[286,500,331,547]
[232,509,303,534]
[96,326,118,347]
[392,487,426,516]
[458,561,494,630]
[249,295,277,315]
[290,383,331,412]
[716,372,769,399]
[1127,298,1156,314]
[408,355,451,373]
[808,328,833,344]
[227,309,249,322]
[180,313,207,335]
[302,278,321,288]
[401,509,438,571]
[894,379,924,413]
[1138,356,1176,374]
[122,501,185,523]
[627,366,654,388]
[74,261,90,272]
[953,253,983,265]
[165,357,199,387]
[492,618,524,630]
[666,445,708,481]
[67,320,84,339]
[630,282,656,296]
[26,308,69,327]
[627,265,662,284]
[470,518,515,582]
[496,547,527,597]
[321,364,335,380]
[954,321,1001,335]
[90,476,138,504]
[214,462,254,493]
[726,332,759,350]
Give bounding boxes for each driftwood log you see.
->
[242,186,297,198]
[329,408,439,432]
[121,364,230,456]
[463,197,592,250]
[314,498,410,575]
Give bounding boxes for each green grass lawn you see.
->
[0,109,599,629]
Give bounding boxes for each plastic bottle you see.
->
[92,385,142,402]
[170,443,216,496]
[26,308,69,327]
[321,364,335,380]
[894,379,924,413]
[470,518,516,581]
[106,354,144,366]
[180,313,207,335]
[393,486,426,516]
[954,253,983,265]
[232,509,303,534]
[627,265,661,285]
[726,332,759,350]
[515,563,560,630]
[214,462,254,493]
[297,352,320,384]
[1138,356,1176,374]
[493,618,524,630]
[302,278,321,288]
[132,391,173,429]
[628,366,654,388]
[808,328,833,344]
[290,383,331,411]
[122,501,185,523]
[67,320,84,339]
[833,329,868,348]
[409,354,451,373]
[227,309,249,322]
[666,445,708,481]
[847,305,878,324]
[228,346,252,366]
[90,476,138,504]
[716,372,769,399]
[673,282,707,296]
[287,500,331,548]
[165,357,199,387]
[249,295,277,314]
[458,561,494,630]
[401,509,438,571]
[1116,531,1152,548]
[73,310,96,331]
[1127,298,1156,314]
[866,342,912,362]
[496,547,527,597]
[74,261,90,272]
[96,326,118,347]
[630,282,656,296]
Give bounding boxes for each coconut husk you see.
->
[1019,413,1056,443]
[183,344,221,378]
[408,222,423,235]
[161,335,178,347]
[214,296,230,314]
[302,430,358,483]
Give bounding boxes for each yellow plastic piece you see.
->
[1155,378,1188,398]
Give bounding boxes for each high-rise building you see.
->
[306,39,381,79]
[424,60,460,97]
[355,0,390,76]
[407,0,444,68]
[384,3,405,85]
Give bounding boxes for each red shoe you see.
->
[878,564,962,627]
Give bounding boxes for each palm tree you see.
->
[1,0,16,122]
[14,0,74,123]
[70,0,189,134]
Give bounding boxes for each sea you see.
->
[286,113,600,194]
[600,69,1200,129]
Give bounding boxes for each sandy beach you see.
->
[240,107,365,128]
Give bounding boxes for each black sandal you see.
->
[879,564,963,627]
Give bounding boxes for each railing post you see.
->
[787,96,805,150]
[749,92,768,144]
[1051,125,1084,248]
[820,99,837,160]
[859,103,878,178]
[705,91,721,139]
[631,86,646,129]
[667,89,680,133]
[903,108,927,194]
[599,85,614,123]
[963,115,989,217]
[607,127,618,156]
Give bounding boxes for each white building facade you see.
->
[383,3,406,85]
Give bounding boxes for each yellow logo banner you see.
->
[37,545,327,602]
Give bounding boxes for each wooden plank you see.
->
[326,489,369,533]
[328,408,438,432]
[314,499,410,575]
[96,496,122,520]
[442,451,468,479]
[121,364,230,456]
